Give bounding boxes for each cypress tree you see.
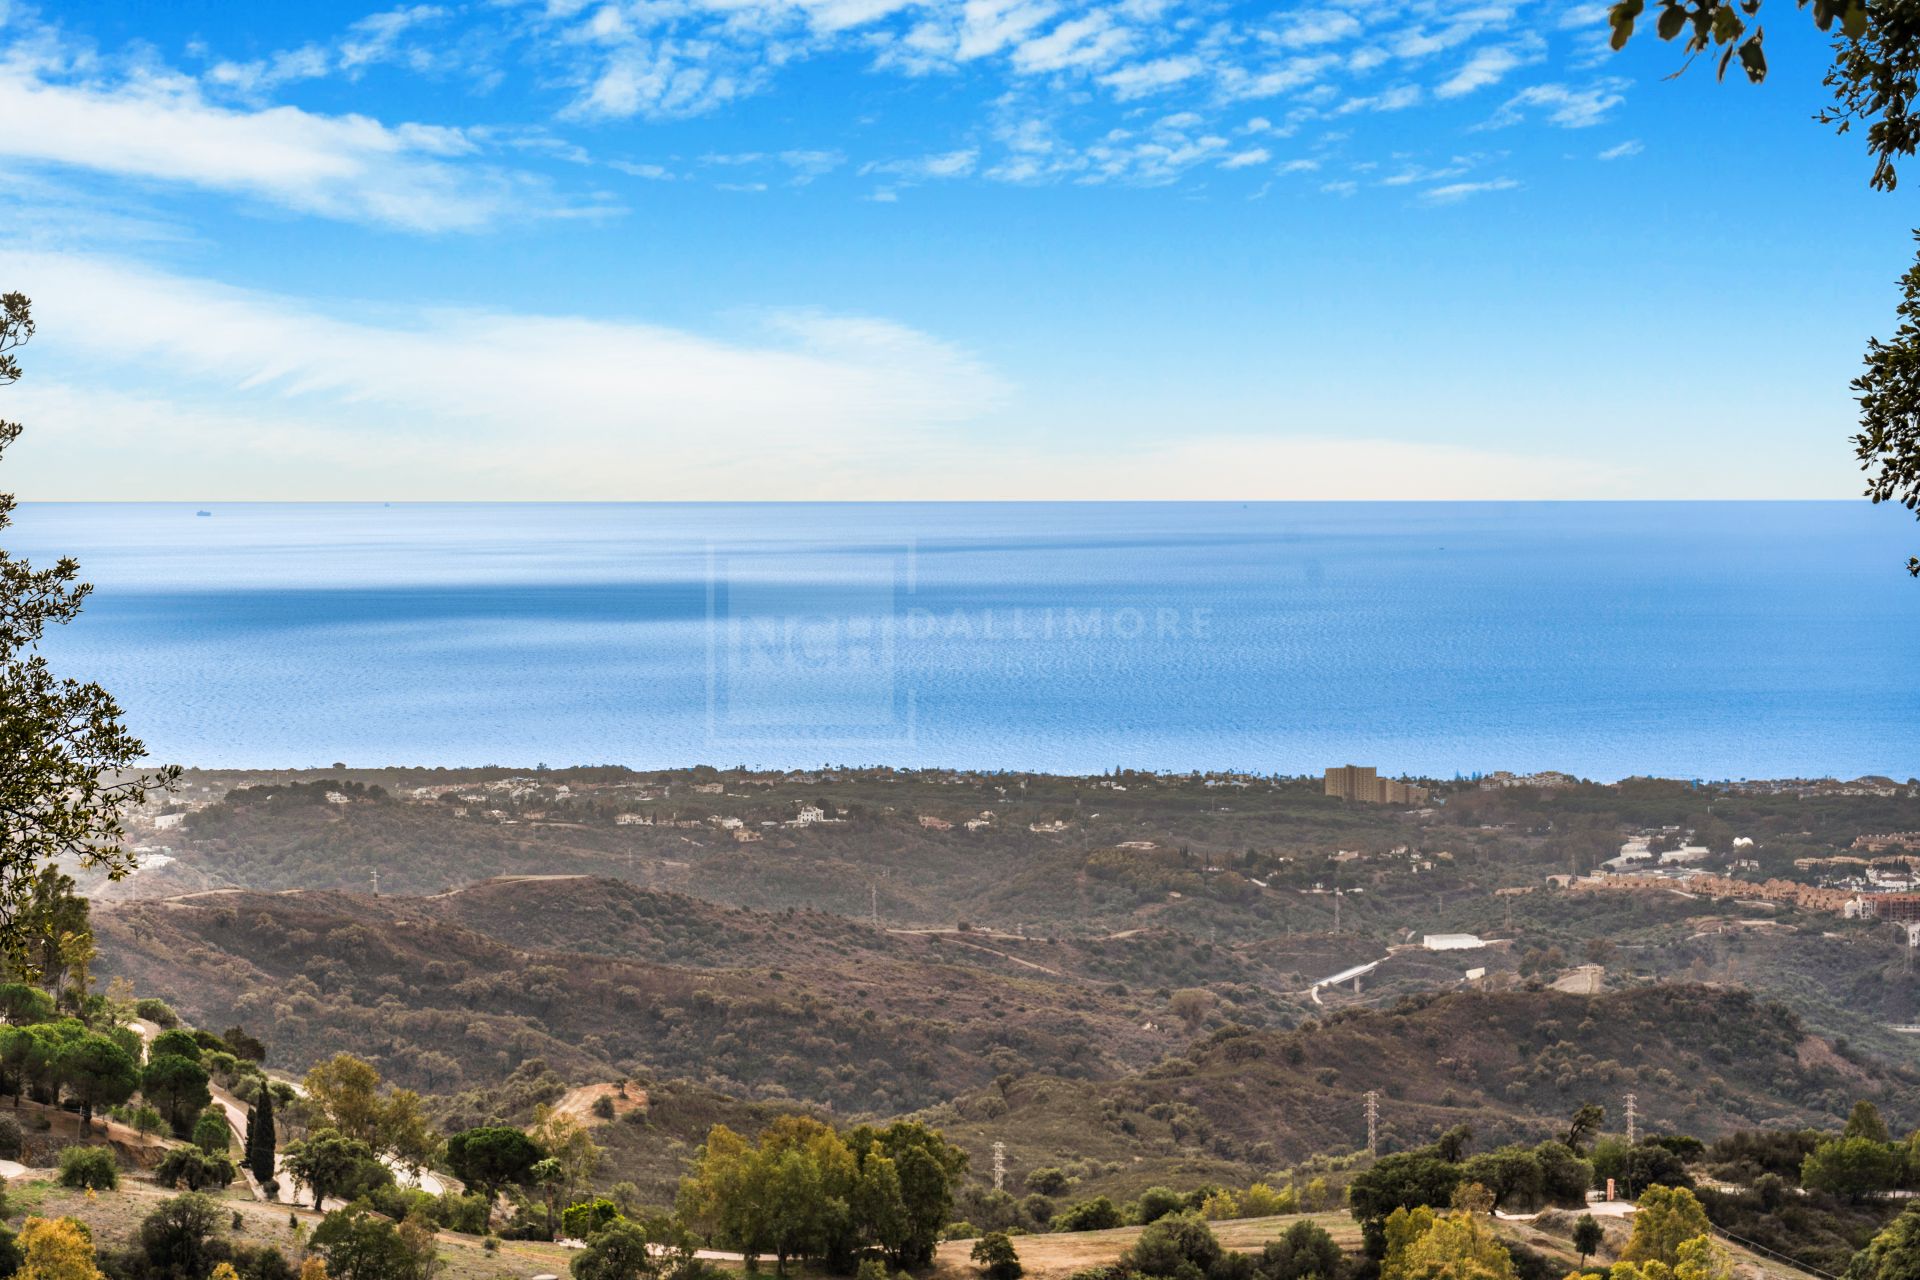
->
[248,1085,276,1184]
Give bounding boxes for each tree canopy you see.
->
[53,1033,138,1130]
[445,1126,542,1229]
[283,1132,390,1213]
[1621,1186,1713,1268]
[678,1116,967,1274]
[17,1216,104,1280]
[0,293,176,944]
[1849,1206,1920,1280]
[141,1053,212,1139]
[1379,1205,1516,1280]
[571,1221,657,1280]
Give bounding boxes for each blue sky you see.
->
[0,0,1912,499]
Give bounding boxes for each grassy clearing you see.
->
[0,1172,1825,1280]
[929,1215,1360,1280]
[8,1171,589,1280]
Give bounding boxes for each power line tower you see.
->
[1364,1090,1379,1157]
[870,884,878,927]
[1624,1092,1638,1146]
[370,867,379,897]
[992,1141,1006,1193]
[1333,889,1342,935]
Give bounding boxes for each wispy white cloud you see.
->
[1420,175,1519,202]
[0,0,1645,222]
[0,37,576,231]
[568,42,765,120]
[1489,79,1627,128]
[1010,12,1133,74]
[205,4,462,95]
[608,158,676,179]
[0,252,1638,501]
[1598,138,1642,160]
[0,251,1006,498]
[1270,10,1362,49]
[864,149,981,181]
[1435,41,1535,98]
[1098,54,1202,99]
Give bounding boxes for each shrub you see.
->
[1024,1167,1070,1197]
[127,1105,166,1138]
[1253,1221,1341,1280]
[1240,1183,1296,1218]
[136,999,180,1029]
[1206,1190,1244,1221]
[232,1245,296,1280]
[570,1220,652,1280]
[363,1185,436,1224]
[857,1259,891,1280]
[561,1199,621,1240]
[0,1115,22,1160]
[1134,1187,1184,1225]
[1122,1212,1220,1279]
[1052,1197,1123,1232]
[971,1232,1022,1280]
[433,1194,490,1236]
[155,1147,238,1192]
[57,1145,117,1190]
[193,1107,232,1154]
[136,1192,226,1279]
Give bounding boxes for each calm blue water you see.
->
[12,502,1920,780]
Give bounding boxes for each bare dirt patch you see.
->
[552,1081,650,1127]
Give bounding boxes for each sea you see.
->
[11,501,1920,781]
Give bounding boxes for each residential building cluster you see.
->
[1477,770,1579,790]
[1572,872,1865,915]
[1853,832,1920,852]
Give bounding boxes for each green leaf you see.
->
[1608,0,1644,49]
[1656,5,1687,39]
[1711,6,1744,44]
[1843,0,1868,38]
[1737,31,1767,82]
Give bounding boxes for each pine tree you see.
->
[248,1086,276,1184]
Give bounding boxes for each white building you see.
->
[1424,933,1486,951]
[1659,844,1712,865]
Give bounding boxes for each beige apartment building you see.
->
[1325,765,1429,805]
